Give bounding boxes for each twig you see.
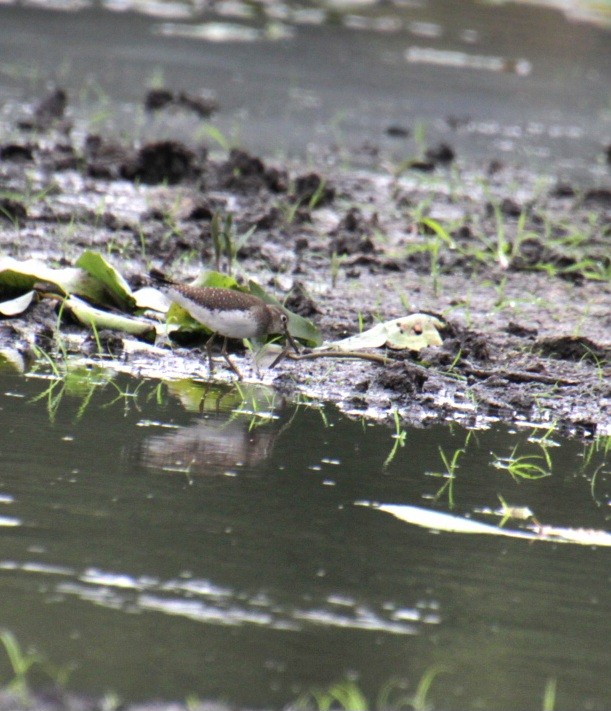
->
[285,350,390,365]
[461,362,579,386]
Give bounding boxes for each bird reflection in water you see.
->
[140,380,287,477]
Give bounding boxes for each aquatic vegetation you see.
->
[102,378,148,417]
[197,123,232,152]
[429,431,473,508]
[0,630,71,700]
[0,630,42,699]
[491,444,552,481]
[292,680,369,710]
[495,494,535,527]
[288,666,578,711]
[383,408,407,468]
[291,668,445,711]
[28,355,116,423]
[542,677,557,711]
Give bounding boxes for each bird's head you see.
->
[268,306,300,354]
[268,305,290,335]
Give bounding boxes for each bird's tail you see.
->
[149,268,175,286]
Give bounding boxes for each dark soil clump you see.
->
[329,207,377,255]
[536,335,610,362]
[18,87,68,131]
[378,359,429,394]
[217,149,288,193]
[292,172,334,205]
[425,141,455,164]
[121,140,202,185]
[144,88,218,118]
[0,197,27,222]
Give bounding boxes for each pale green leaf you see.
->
[166,302,207,331]
[190,270,240,289]
[0,290,36,316]
[0,348,26,372]
[326,314,443,352]
[133,286,171,313]
[75,251,136,311]
[64,296,156,339]
[386,314,444,350]
[0,257,108,304]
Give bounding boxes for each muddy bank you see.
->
[0,89,609,439]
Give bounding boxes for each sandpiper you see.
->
[151,271,298,378]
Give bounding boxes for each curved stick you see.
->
[284,350,389,365]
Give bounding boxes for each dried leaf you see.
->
[326,314,443,352]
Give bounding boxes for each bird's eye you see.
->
[281,314,288,324]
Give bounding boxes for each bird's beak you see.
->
[284,325,300,354]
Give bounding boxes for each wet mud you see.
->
[1,89,610,439]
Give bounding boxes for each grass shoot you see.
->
[383,409,407,468]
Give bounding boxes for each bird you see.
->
[151,270,298,378]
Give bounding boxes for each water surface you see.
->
[0,368,608,710]
[0,0,610,181]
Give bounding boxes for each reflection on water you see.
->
[3,0,609,30]
[0,369,609,709]
[49,564,428,634]
[141,380,287,476]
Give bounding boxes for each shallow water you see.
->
[1,0,610,182]
[0,368,608,710]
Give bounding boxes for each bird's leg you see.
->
[220,336,243,380]
[198,381,213,414]
[249,343,262,380]
[205,332,217,374]
[269,348,288,369]
[199,383,229,414]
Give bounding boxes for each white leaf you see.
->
[0,290,36,316]
[322,314,444,352]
